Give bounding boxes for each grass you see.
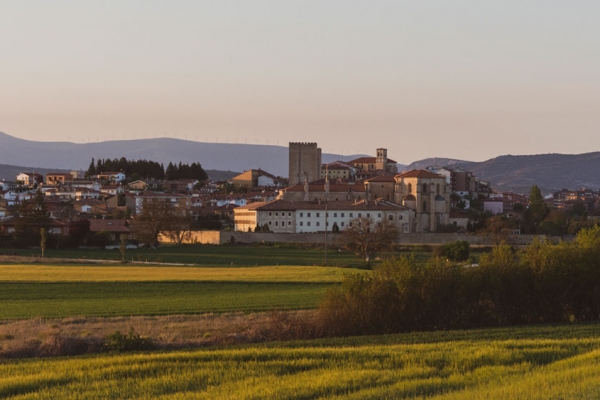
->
[0,282,332,319]
[0,264,353,319]
[3,243,434,267]
[19,244,362,266]
[1,323,599,399]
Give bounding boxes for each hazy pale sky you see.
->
[1,1,599,164]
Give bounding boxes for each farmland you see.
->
[0,265,352,319]
[1,243,435,267]
[1,323,600,399]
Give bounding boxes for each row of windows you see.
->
[268,221,292,226]
[299,221,346,227]
[297,212,383,219]
[268,212,292,217]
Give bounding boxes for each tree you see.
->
[524,185,549,233]
[163,213,194,245]
[133,199,177,247]
[339,217,399,263]
[14,190,51,247]
[40,228,47,257]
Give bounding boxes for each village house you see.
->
[16,172,43,186]
[45,172,74,186]
[134,192,191,215]
[231,169,282,188]
[95,171,126,182]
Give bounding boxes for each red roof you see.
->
[395,169,444,179]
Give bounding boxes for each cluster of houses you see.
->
[3,143,599,244]
[0,170,280,241]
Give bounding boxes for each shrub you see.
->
[434,240,470,262]
[104,328,153,352]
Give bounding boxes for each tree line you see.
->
[316,226,600,337]
[85,157,208,181]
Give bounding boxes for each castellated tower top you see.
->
[288,142,322,185]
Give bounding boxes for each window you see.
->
[300,212,303,217]
[275,212,278,216]
[307,222,311,226]
[269,221,272,225]
[349,213,353,218]
[288,212,291,216]
[341,222,345,227]
[300,221,303,226]
[422,183,427,193]
[341,213,344,217]
[423,201,427,211]
[378,213,381,218]
[367,213,370,218]
[288,221,291,225]
[307,213,311,217]
[316,222,320,226]
[268,212,272,216]
[316,213,320,217]
[388,215,393,221]
[358,213,361,217]
[275,221,278,226]
[408,183,412,192]
[436,184,440,194]
[334,213,337,217]
[400,215,403,220]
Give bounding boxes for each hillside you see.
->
[0,132,364,177]
[455,153,600,194]
[404,153,600,194]
[402,157,470,171]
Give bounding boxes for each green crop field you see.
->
[0,282,331,319]
[1,323,600,399]
[6,243,433,267]
[22,244,363,266]
[0,265,353,319]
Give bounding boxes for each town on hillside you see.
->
[1,142,599,248]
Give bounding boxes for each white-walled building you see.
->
[234,199,415,234]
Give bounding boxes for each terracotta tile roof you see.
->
[349,157,398,164]
[365,175,396,183]
[236,199,409,212]
[282,183,365,193]
[395,169,444,179]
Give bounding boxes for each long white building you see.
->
[234,199,415,234]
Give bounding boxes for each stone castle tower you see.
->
[288,142,322,185]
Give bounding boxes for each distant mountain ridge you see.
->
[0,132,364,178]
[405,153,600,194]
[403,158,468,172]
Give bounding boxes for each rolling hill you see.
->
[0,132,364,178]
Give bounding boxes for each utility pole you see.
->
[324,164,330,265]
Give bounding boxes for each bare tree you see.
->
[163,213,194,245]
[339,217,399,263]
[133,199,176,247]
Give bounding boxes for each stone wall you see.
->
[159,230,221,245]
[219,231,570,246]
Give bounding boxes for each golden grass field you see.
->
[1,323,600,399]
[0,264,354,283]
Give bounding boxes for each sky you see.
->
[1,1,599,165]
